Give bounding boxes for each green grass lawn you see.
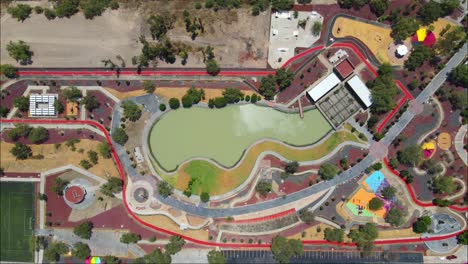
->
[184,160,222,194]
[0,182,35,262]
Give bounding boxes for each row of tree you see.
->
[258,68,294,100]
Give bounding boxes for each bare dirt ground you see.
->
[1,1,269,68]
[0,9,142,67]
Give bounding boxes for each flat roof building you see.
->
[346,75,372,108]
[334,59,354,80]
[29,94,58,117]
[307,73,341,102]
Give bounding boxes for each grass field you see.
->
[0,182,35,262]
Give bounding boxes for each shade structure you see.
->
[422,31,436,47]
[396,45,408,56]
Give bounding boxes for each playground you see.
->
[0,182,35,262]
[346,171,392,218]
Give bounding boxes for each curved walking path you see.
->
[455,125,467,166]
[1,40,467,247]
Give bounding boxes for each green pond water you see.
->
[149,104,331,170]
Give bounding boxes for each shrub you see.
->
[169,98,180,109]
[159,103,166,111]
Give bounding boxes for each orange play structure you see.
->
[349,188,387,218]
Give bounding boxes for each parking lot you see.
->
[222,250,423,263]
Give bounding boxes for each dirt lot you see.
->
[1,1,269,68]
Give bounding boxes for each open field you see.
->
[0,139,119,178]
[0,182,35,262]
[160,129,359,196]
[0,9,141,67]
[1,1,269,68]
[150,105,332,170]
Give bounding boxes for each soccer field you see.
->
[0,182,35,262]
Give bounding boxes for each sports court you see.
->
[0,182,35,262]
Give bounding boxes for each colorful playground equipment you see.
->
[411,28,436,48]
[422,140,437,158]
[346,171,393,218]
[437,132,451,151]
[85,257,101,264]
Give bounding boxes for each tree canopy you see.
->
[100,177,123,197]
[135,248,171,264]
[72,242,91,260]
[348,223,379,255]
[222,88,244,104]
[391,18,420,42]
[143,80,156,93]
[413,216,431,233]
[448,64,468,87]
[102,255,121,264]
[0,64,18,78]
[112,128,128,145]
[369,0,389,16]
[255,179,272,197]
[207,250,225,264]
[405,45,433,71]
[457,231,468,245]
[206,59,221,76]
[81,95,100,112]
[169,98,180,109]
[52,177,69,196]
[398,144,423,167]
[318,163,339,180]
[275,68,294,91]
[165,236,186,255]
[271,0,294,10]
[98,142,112,159]
[158,181,173,198]
[55,0,79,18]
[148,14,175,40]
[28,127,49,144]
[381,186,397,200]
[324,228,344,242]
[73,221,93,239]
[432,176,456,194]
[259,74,277,100]
[120,232,141,244]
[121,101,142,122]
[285,161,299,174]
[435,26,467,56]
[385,206,406,226]
[43,242,68,262]
[6,40,33,64]
[271,236,304,264]
[7,4,32,22]
[368,197,384,211]
[14,96,29,112]
[62,86,83,102]
[10,142,32,160]
[298,209,315,224]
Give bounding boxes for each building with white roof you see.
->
[307,73,341,102]
[346,75,372,108]
[29,94,58,117]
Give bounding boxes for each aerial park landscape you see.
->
[0,0,467,263]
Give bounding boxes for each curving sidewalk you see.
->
[455,125,467,166]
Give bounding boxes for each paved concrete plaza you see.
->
[268,11,323,68]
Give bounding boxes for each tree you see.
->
[206,59,220,76]
[285,160,299,174]
[159,103,167,111]
[319,163,338,180]
[169,98,180,109]
[457,231,468,245]
[121,101,142,122]
[324,228,344,242]
[348,223,379,255]
[43,242,68,262]
[73,221,93,239]
[200,192,210,202]
[112,128,128,145]
[80,0,114,19]
[87,150,98,164]
[98,142,112,159]
[44,8,56,19]
[102,255,121,264]
[413,216,431,233]
[418,1,442,25]
[0,64,18,78]
[398,144,423,166]
[8,124,32,141]
[271,236,304,264]
[181,95,193,108]
[72,242,91,260]
[8,4,32,22]
[222,88,244,104]
[275,68,294,91]
[158,181,173,198]
[185,87,205,104]
[136,248,171,264]
[368,197,384,211]
[369,74,399,114]
[14,96,29,111]
[55,0,80,18]
[255,179,272,197]
[421,159,443,175]
[100,177,123,197]
[52,177,69,196]
[271,0,294,10]
[28,127,49,144]
[0,106,8,118]
[389,158,399,169]
[449,91,467,110]
[207,250,225,264]
[54,99,64,114]
[369,0,389,16]
[259,74,277,100]
[148,14,175,40]
[433,198,452,207]
[432,176,456,194]
[385,206,406,226]
[440,0,460,15]
[120,232,141,244]
[381,186,397,200]
[165,236,185,255]
[81,95,100,112]
[298,209,315,224]
[404,45,433,71]
[391,18,420,41]
[10,142,31,160]
[435,26,467,56]
[143,80,156,93]
[62,87,83,102]
[312,21,322,36]
[448,64,468,87]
